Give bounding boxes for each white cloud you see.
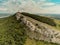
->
[18,0,41,13]
[0,0,22,13]
[0,0,60,14]
[1,0,41,13]
[0,7,7,11]
[40,0,46,2]
[38,5,60,14]
[42,3,55,6]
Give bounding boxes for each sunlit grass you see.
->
[0,15,27,45]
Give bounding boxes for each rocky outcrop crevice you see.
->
[16,12,60,44]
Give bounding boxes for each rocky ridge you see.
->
[16,12,60,44]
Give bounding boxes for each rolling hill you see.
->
[0,12,60,45]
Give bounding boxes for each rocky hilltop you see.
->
[16,12,60,44]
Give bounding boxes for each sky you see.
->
[0,0,60,14]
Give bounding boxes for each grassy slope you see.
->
[0,14,60,45]
[0,15,27,45]
[54,19,60,30]
[24,37,59,45]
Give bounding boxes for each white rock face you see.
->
[16,12,60,44]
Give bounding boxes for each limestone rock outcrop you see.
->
[16,12,60,44]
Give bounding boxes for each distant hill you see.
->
[0,12,60,45]
[38,14,60,20]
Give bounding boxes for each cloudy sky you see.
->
[0,0,60,14]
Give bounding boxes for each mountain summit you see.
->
[16,12,60,44]
[0,12,60,45]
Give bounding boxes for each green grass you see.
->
[24,37,59,45]
[54,19,60,30]
[0,15,27,45]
